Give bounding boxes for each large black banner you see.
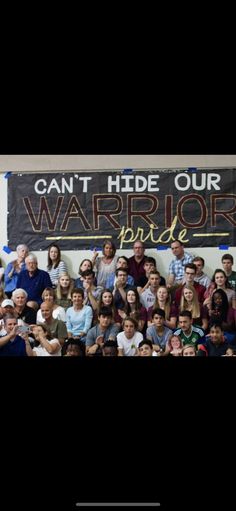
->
[7,168,236,250]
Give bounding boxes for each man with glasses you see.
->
[174,263,206,306]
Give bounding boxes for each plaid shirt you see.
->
[168,252,193,282]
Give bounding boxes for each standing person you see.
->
[128,240,146,285]
[4,244,29,297]
[16,254,52,309]
[0,258,4,289]
[46,244,68,287]
[92,240,118,288]
[221,253,236,291]
[167,240,193,289]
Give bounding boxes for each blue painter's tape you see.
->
[3,245,12,254]
[156,246,169,250]
[4,172,12,179]
[90,246,102,251]
[122,168,133,174]
[219,245,229,250]
[187,167,197,172]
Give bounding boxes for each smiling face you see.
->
[49,246,59,262]
[59,275,70,288]
[214,272,226,287]
[80,259,92,272]
[183,288,194,303]
[102,292,113,306]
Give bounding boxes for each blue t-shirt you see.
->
[0,335,27,356]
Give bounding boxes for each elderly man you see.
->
[12,288,37,324]
[128,240,147,285]
[16,254,52,309]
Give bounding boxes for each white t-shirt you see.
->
[117,331,143,356]
[33,338,61,356]
[37,306,66,323]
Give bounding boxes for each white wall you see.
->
[0,154,236,280]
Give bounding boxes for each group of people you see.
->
[0,239,236,357]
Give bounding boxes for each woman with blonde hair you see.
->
[55,272,74,310]
[179,284,208,331]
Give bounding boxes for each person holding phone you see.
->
[0,314,32,356]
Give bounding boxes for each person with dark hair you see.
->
[86,307,119,356]
[167,240,193,288]
[198,323,229,357]
[63,338,85,357]
[204,269,236,309]
[46,244,68,287]
[30,323,61,356]
[74,259,93,288]
[128,240,147,285]
[66,288,93,343]
[138,339,157,357]
[174,263,206,306]
[102,339,118,356]
[118,287,147,333]
[221,253,236,291]
[81,269,103,311]
[0,314,32,356]
[105,256,134,289]
[113,268,132,310]
[92,240,117,288]
[174,310,205,348]
[117,317,143,356]
[137,256,165,293]
[192,256,211,288]
[146,308,172,354]
[208,288,236,344]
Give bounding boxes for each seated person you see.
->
[137,256,165,293]
[146,308,172,354]
[102,339,118,357]
[138,339,158,357]
[86,307,120,356]
[198,323,230,356]
[62,338,85,356]
[105,256,134,289]
[174,310,205,348]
